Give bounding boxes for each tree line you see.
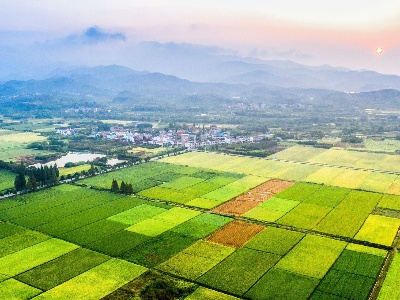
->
[14,164,60,192]
[111,179,133,195]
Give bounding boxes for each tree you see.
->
[14,173,26,191]
[120,181,126,194]
[26,175,37,191]
[111,179,119,192]
[126,183,133,195]
[54,163,60,178]
[50,169,58,185]
[89,163,96,176]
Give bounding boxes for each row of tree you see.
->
[14,164,60,192]
[111,179,134,195]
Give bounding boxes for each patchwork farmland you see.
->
[0,146,399,299]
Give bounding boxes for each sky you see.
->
[1,0,400,77]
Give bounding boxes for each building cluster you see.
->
[57,124,272,150]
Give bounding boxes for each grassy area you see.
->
[59,164,91,176]
[0,169,15,191]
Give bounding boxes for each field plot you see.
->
[0,222,26,239]
[206,220,264,248]
[378,194,400,211]
[304,185,350,207]
[312,246,386,300]
[357,172,397,193]
[0,279,42,299]
[303,166,345,185]
[87,230,151,256]
[161,176,205,190]
[244,226,304,255]
[245,267,319,300]
[0,238,78,277]
[15,248,110,291]
[107,203,167,225]
[34,259,147,300]
[378,155,400,172]
[0,183,77,212]
[271,145,327,161]
[163,151,395,193]
[0,230,49,258]
[244,197,299,222]
[80,161,185,189]
[200,175,268,208]
[60,219,130,246]
[171,213,232,239]
[212,179,293,216]
[314,190,382,238]
[276,235,347,279]
[122,231,198,267]
[161,151,320,181]
[111,163,255,208]
[157,240,235,280]
[277,202,332,229]
[275,182,320,201]
[308,148,367,167]
[271,162,320,181]
[354,215,400,246]
[198,247,281,296]
[126,207,201,237]
[386,177,400,195]
[378,253,400,300]
[34,196,149,237]
[59,164,91,176]
[328,169,371,189]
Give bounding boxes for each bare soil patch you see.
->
[206,220,265,248]
[212,179,294,216]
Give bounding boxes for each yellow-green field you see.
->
[0,131,52,161]
[128,147,166,155]
[59,165,92,176]
[0,132,47,143]
[161,150,400,194]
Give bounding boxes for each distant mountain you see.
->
[1,65,399,110]
[109,42,400,92]
[1,40,400,92]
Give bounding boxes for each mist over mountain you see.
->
[1,36,400,92]
[1,64,400,112]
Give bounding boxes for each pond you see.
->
[32,152,106,168]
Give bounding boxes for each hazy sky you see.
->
[1,0,400,75]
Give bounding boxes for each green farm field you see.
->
[0,150,399,299]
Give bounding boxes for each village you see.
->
[56,124,273,150]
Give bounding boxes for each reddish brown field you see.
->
[206,220,265,248]
[212,179,294,216]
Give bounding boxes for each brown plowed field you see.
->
[212,179,294,216]
[206,220,265,248]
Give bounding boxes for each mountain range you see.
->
[1,63,400,111]
[2,41,400,93]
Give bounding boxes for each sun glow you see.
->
[376,47,383,54]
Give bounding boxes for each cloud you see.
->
[66,26,126,44]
